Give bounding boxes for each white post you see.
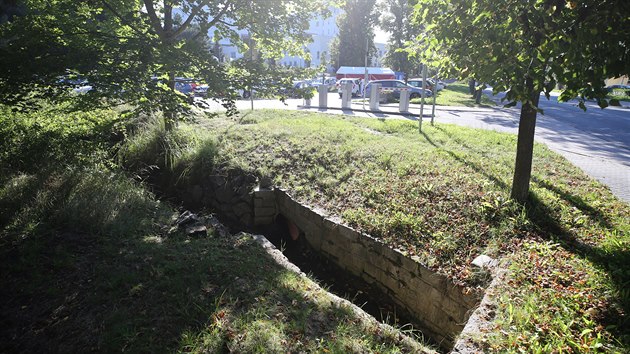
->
[362,37,369,110]
[342,82,352,109]
[419,65,427,132]
[431,72,437,125]
[399,89,410,112]
[369,83,381,111]
[318,84,328,107]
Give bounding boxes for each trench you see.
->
[256,214,428,340]
[166,172,482,352]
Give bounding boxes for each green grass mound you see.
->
[0,106,433,353]
[196,110,629,352]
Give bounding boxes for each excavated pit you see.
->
[252,188,484,352]
[175,177,486,352]
[258,214,423,335]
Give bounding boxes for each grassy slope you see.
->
[200,110,629,352]
[410,82,496,107]
[0,106,432,353]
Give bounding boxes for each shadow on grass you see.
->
[525,191,630,347]
[0,171,412,353]
[420,123,628,345]
[421,127,510,191]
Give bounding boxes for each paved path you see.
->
[199,92,630,204]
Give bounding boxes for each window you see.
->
[230,52,236,59]
[396,82,407,88]
[317,51,320,59]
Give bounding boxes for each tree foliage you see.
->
[0,0,326,124]
[380,0,421,76]
[414,0,630,201]
[330,0,379,68]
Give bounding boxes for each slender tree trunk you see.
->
[475,88,482,104]
[510,82,540,203]
[163,3,176,132]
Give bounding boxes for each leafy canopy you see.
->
[415,0,630,109]
[0,0,327,116]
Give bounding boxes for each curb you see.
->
[297,105,434,118]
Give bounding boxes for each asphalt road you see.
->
[482,90,630,203]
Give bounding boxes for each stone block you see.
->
[254,189,275,204]
[337,225,359,243]
[361,271,377,285]
[302,230,322,251]
[348,241,367,259]
[321,237,346,261]
[378,269,400,294]
[255,206,277,218]
[400,254,421,274]
[239,213,253,226]
[232,201,252,217]
[417,265,447,291]
[254,216,275,226]
[438,294,469,323]
[215,186,233,203]
[345,256,364,276]
[322,217,339,232]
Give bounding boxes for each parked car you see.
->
[194,84,209,97]
[365,80,432,99]
[606,84,630,95]
[278,80,313,98]
[174,78,198,96]
[408,78,446,92]
[336,78,361,98]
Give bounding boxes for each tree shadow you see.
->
[422,126,509,190]
[0,172,424,352]
[525,192,630,347]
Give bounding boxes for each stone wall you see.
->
[256,188,483,348]
[179,171,257,227]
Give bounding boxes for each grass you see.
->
[0,106,434,353]
[2,104,629,352]
[195,110,629,352]
[410,82,496,107]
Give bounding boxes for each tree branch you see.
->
[171,0,211,38]
[143,0,164,37]
[188,1,234,42]
[101,0,145,36]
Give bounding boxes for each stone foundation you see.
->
[254,188,483,349]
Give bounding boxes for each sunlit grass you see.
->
[410,82,496,107]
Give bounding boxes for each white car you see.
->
[336,78,361,98]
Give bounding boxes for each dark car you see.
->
[174,78,197,95]
[365,80,432,99]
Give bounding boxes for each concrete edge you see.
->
[451,265,509,353]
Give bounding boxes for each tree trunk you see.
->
[163,3,175,132]
[510,85,540,203]
[165,71,176,132]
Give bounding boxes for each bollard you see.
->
[369,83,381,111]
[318,84,328,108]
[399,89,410,112]
[342,82,353,109]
